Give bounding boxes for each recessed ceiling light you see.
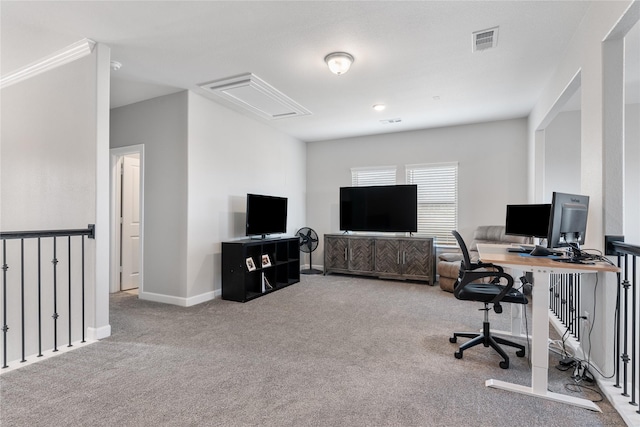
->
[373,104,386,111]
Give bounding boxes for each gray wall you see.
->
[187,92,307,298]
[110,92,189,299]
[110,91,307,303]
[544,110,581,201]
[0,54,99,363]
[306,117,528,263]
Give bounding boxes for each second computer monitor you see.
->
[505,204,551,239]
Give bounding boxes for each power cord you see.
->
[557,273,617,403]
[517,275,532,368]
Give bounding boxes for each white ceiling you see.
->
[0,1,613,142]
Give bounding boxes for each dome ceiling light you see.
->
[324,52,354,75]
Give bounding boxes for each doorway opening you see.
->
[110,145,144,295]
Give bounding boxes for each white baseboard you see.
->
[0,339,97,375]
[87,325,111,340]
[139,289,220,307]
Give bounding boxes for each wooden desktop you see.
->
[476,244,618,411]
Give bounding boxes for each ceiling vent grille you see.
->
[198,73,311,120]
[472,27,499,52]
[380,118,402,124]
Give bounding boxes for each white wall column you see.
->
[89,42,112,340]
[603,38,625,236]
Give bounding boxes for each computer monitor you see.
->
[505,204,551,239]
[547,192,589,250]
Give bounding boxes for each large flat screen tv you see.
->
[245,193,288,238]
[340,185,418,233]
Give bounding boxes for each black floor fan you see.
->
[297,227,323,274]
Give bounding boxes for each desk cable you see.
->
[556,272,618,403]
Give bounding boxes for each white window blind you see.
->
[406,163,458,246]
[351,166,396,186]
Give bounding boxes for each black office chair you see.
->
[448,230,528,369]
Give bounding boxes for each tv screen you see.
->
[340,185,417,233]
[245,194,288,238]
[505,204,551,239]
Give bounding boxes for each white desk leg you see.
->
[530,270,549,392]
[486,270,601,412]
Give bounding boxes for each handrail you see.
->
[0,224,94,240]
[1,224,94,368]
[611,241,640,257]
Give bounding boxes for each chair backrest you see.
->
[451,230,472,270]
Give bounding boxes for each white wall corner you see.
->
[87,325,112,340]
[94,42,112,336]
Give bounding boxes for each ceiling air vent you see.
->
[380,118,402,124]
[199,73,311,120]
[472,26,499,52]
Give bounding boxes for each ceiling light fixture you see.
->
[110,61,122,71]
[373,104,386,111]
[324,52,354,75]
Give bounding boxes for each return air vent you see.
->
[199,73,311,120]
[380,118,402,124]
[472,26,499,52]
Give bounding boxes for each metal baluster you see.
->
[2,240,8,368]
[615,255,622,388]
[37,238,42,357]
[52,237,59,352]
[67,236,72,348]
[632,256,637,406]
[576,274,581,341]
[20,239,26,362]
[81,236,85,343]
[622,254,630,397]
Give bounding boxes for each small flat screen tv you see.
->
[505,204,551,239]
[340,185,417,233]
[245,194,288,238]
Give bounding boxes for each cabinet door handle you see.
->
[397,251,400,264]
[349,248,353,261]
[403,251,406,264]
[344,248,348,260]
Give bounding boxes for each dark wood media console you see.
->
[324,234,435,284]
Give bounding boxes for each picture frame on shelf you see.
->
[261,254,271,268]
[246,257,256,271]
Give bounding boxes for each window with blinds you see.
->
[406,163,458,246]
[351,166,397,186]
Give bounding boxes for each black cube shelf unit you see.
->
[222,237,300,302]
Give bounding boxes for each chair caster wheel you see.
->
[499,360,509,369]
[454,351,463,359]
[449,336,457,343]
[516,349,525,357]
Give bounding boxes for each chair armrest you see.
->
[469,262,504,274]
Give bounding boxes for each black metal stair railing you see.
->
[1,225,94,368]
[549,273,582,341]
[611,241,640,413]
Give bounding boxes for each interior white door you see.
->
[121,154,140,290]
